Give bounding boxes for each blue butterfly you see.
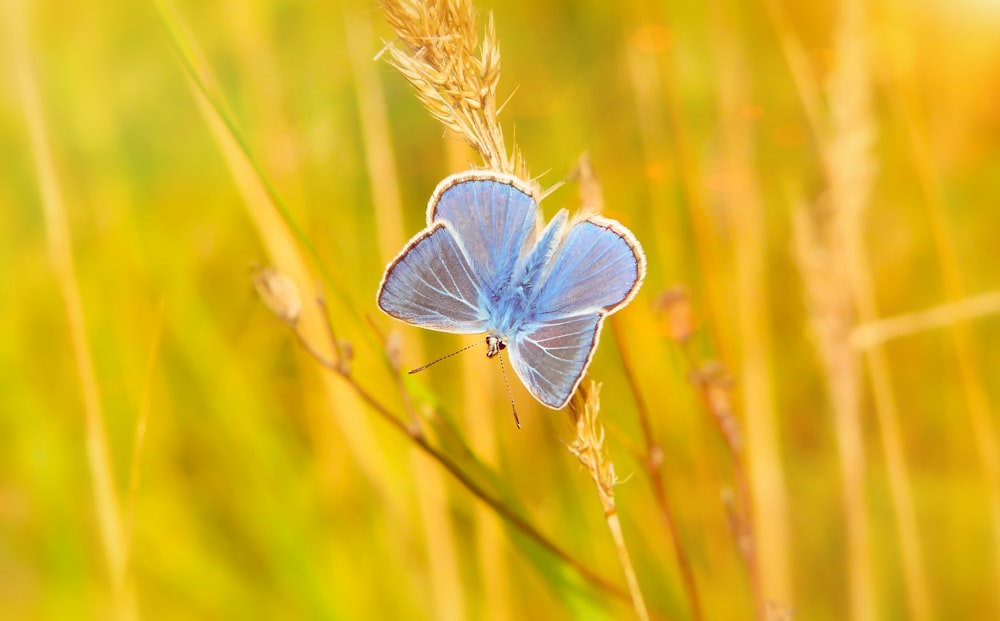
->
[377,170,646,410]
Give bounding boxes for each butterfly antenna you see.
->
[497,350,521,429]
[408,340,485,374]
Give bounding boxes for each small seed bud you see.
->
[252,267,302,326]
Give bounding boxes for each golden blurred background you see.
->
[2,0,1000,619]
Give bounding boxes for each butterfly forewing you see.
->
[533,217,645,319]
[431,175,537,298]
[377,223,490,333]
[508,314,603,408]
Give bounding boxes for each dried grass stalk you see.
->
[568,382,650,621]
[779,0,938,616]
[380,0,527,178]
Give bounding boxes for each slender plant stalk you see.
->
[878,7,1000,608]
[794,177,880,621]
[570,155,699,619]
[709,0,790,614]
[568,382,650,621]
[659,285,763,617]
[678,342,763,616]
[793,190,876,621]
[9,4,135,618]
[272,290,646,611]
[346,6,470,619]
[152,0,413,526]
[830,1,931,618]
[622,6,730,361]
[612,286,703,621]
[851,290,1000,349]
[761,0,882,618]
[775,0,934,614]
[123,298,166,573]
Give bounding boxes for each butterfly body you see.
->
[377,171,645,409]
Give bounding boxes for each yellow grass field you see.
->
[3,0,999,619]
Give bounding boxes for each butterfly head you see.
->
[486,334,507,358]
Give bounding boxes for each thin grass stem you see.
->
[10,4,135,617]
[291,302,644,610]
[851,290,1000,349]
[829,1,932,617]
[123,297,166,572]
[709,0,788,612]
[879,21,1000,605]
[568,382,650,621]
[611,319,703,621]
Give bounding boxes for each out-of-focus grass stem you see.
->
[766,0,877,617]
[710,0,789,613]
[9,2,135,617]
[344,6,469,618]
[879,6,1000,609]
[280,294,645,612]
[660,287,762,615]
[122,298,166,577]
[622,15,728,360]
[612,309,703,621]
[851,290,1000,348]
[678,342,762,617]
[830,0,932,617]
[153,0,407,524]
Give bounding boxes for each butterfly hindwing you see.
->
[508,314,603,409]
[430,173,538,299]
[377,223,490,333]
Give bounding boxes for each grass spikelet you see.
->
[380,0,527,178]
[568,381,650,621]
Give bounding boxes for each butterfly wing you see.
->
[532,216,646,319]
[377,223,490,333]
[429,172,538,298]
[508,216,646,408]
[508,314,603,408]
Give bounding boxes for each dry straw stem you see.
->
[123,298,166,576]
[568,382,650,621]
[352,7,471,618]
[624,12,729,361]
[380,0,528,179]
[879,8,1000,604]
[784,0,875,615]
[659,290,762,617]
[574,148,702,621]
[768,0,932,617]
[827,1,932,619]
[793,198,875,621]
[612,306,704,621]
[851,290,1000,349]
[709,0,787,612]
[153,0,413,527]
[8,2,135,617]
